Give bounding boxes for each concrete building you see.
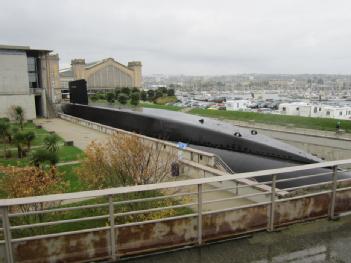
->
[0,44,60,119]
[59,58,142,97]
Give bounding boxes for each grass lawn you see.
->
[154,96,177,105]
[139,102,182,111]
[189,108,351,133]
[58,163,86,193]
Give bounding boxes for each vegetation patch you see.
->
[189,108,351,133]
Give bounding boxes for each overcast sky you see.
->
[1,0,351,75]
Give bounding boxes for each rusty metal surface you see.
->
[13,230,109,263]
[117,217,198,256]
[275,194,330,225]
[9,189,351,262]
[202,205,268,241]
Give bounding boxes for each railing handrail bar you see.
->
[1,158,350,207]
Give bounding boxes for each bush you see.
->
[106,92,115,103]
[44,134,60,152]
[147,90,155,101]
[23,131,36,151]
[117,93,129,105]
[130,92,140,106]
[30,148,59,167]
[121,87,131,96]
[167,89,175,96]
[96,92,105,100]
[154,91,163,100]
[140,90,147,101]
[90,95,98,102]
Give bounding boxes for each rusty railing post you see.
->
[2,206,14,263]
[197,184,203,245]
[109,195,117,261]
[329,166,338,220]
[268,174,276,232]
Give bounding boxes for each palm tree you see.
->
[0,120,10,157]
[23,131,36,151]
[14,132,26,158]
[43,134,60,152]
[14,106,25,130]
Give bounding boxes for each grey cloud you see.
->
[1,0,351,74]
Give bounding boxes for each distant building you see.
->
[0,44,60,119]
[279,102,351,120]
[59,58,142,97]
[225,100,250,111]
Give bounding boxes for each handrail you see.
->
[1,158,350,207]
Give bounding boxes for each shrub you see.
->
[167,89,175,96]
[30,148,59,167]
[13,131,26,158]
[117,93,129,105]
[106,92,115,103]
[147,90,155,101]
[130,92,140,106]
[90,95,98,102]
[9,105,25,129]
[43,134,60,152]
[23,131,36,151]
[140,90,147,101]
[121,87,131,96]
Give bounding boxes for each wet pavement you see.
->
[123,215,351,263]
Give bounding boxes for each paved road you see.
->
[35,118,109,150]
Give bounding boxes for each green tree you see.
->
[118,93,129,105]
[0,120,10,157]
[155,90,163,100]
[167,89,175,96]
[13,106,25,130]
[130,92,140,106]
[43,134,60,153]
[30,149,59,167]
[140,90,147,101]
[23,131,36,151]
[157,87,167,94]
[114,88,121,98]
[132,87,139,93]
[147,90,155,101]
[121,87,131,96]
[14,132,26,158]
[106,92,115,103]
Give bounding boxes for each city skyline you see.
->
[1,0,351,75]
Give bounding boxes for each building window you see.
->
[326,111,330,116]
[296,107,299,111]
[314,107,317,113]
[340,112,342,116]
[282,107,286,111]
[27,56,40,89]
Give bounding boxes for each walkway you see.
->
[34,118,109,150]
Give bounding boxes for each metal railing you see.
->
[1,159,351,262]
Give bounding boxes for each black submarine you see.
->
[62,103,351,189]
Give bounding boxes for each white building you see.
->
[225,100,250,111]
[279,102,351,120]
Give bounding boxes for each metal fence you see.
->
[1,159,351,262]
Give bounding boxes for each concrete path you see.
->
[34,118,109,150]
